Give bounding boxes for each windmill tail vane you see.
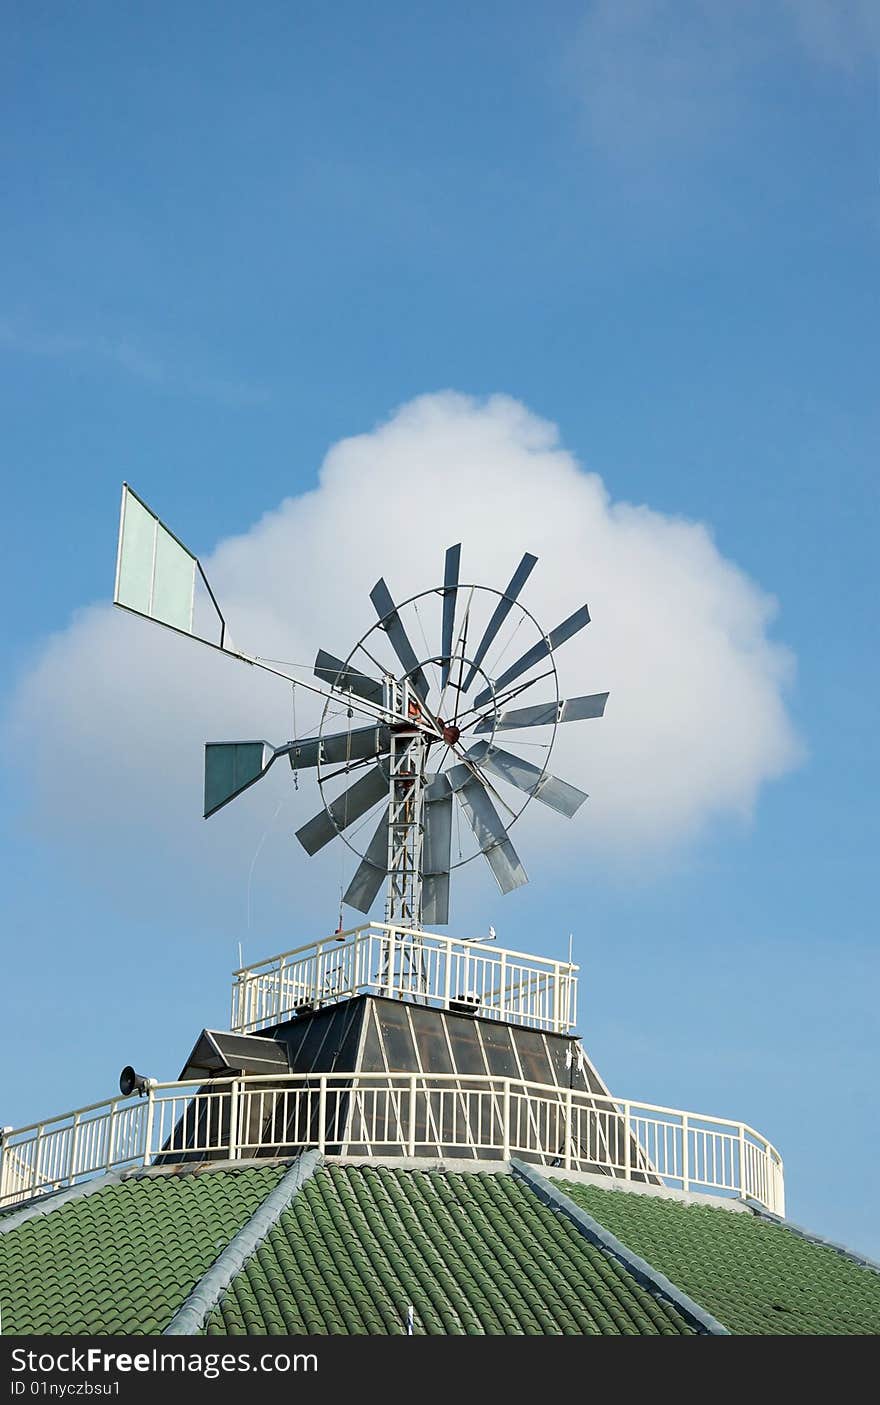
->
[113,482,608,930]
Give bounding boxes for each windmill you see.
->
[113,483,608,930]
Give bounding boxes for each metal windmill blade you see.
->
[422,773,454,924]
[314,650,384,705]
[459,552,537,694]
[342,807,390,915]
[440,545,461,690]
[295,762,391,856]
[446,763,528,895]
[465,740,587,819]
[369,578,431,702]
[473,694,609,733]
[471,605,592,709]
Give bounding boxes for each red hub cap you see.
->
[442,722,461,745]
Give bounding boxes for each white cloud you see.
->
[3,392,801,928]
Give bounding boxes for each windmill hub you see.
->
[440,721,461,745]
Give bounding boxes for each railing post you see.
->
[143,1086,156,1168]
[228,1080,240,1161]
[681,1113,690,1195]
[69,1112,82,1184]
[368,929,378,993]
[443,936,451,1010]
[33,1125,44,1195]
[278,957,286,1022]
[318,1076,327,1153]
[564,1085,573,1171]
[384,931,394,998]
[738,1124,747,1200]
[774,1152,785,1218]
[623,1102,631,1181]
[342,937,352,997]
[0,1127,10,1203]
[502,1079,511,1160]
[553,967,562,1035]
[408,1074,417,1157]
[105,1103,116,1174]
[499,952,507,1022]
[360,930,368,992]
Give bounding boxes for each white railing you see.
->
[230,924,578,1036]
[0,1073,784,1216]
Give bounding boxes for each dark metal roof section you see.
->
[163,996,656,1183]
[178,1030,290,1082]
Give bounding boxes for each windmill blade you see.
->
[447,763,527,895]
[369,578,430,701]
[314,650,383,706]
[204,742,277,818]
[472,605,590,709]
[440,545,461,690]
[295,762,389,856]
[460,552,538,694]
[474,693,609,733]
[343,807,389,914]
[465,741,587,819]
[283,724,389,772]
[422,773,453,924]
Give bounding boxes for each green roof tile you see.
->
[204,1166,694,1336]
[0,1165,285,1335]
[552,1181,880,1336]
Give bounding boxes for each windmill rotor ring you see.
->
[313,582,562,871]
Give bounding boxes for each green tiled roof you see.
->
[552,1181,880,1336]
[0,1166,285,1335]
[5,1160,878,1336]
[204,1164,694,1336]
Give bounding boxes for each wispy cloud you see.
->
[0,317,269,407]
[569,0,879,167]
[782,0,880,72]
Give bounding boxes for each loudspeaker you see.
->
[119,1066,154,1097]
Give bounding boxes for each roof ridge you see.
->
[163,1151,323,1336]
[510,1159,729,1336]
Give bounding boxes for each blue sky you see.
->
[1,3,878,1254]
